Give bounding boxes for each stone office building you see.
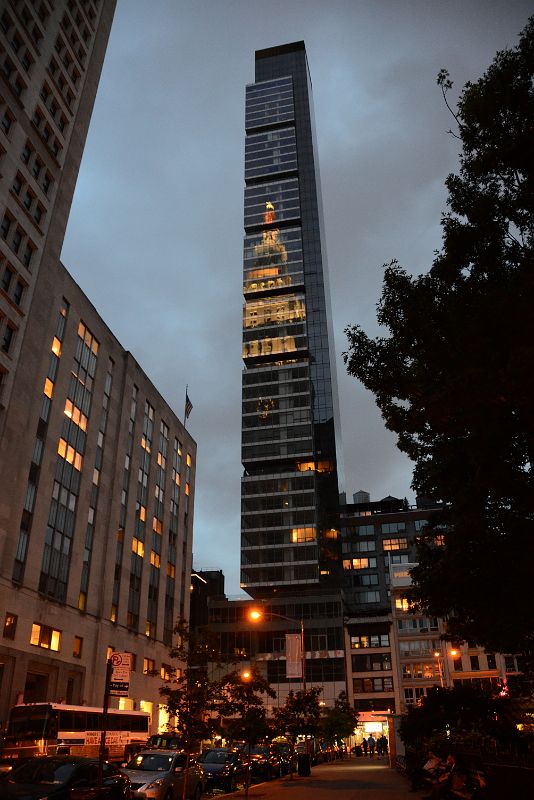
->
[0,1,196,731]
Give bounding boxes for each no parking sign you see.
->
[109,652,132,696]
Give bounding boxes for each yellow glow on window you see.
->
[296,461,315,472]
[58,438,67,458]
[119,697,134,711]
[91,338,98,355]
[110,605,117,622]
[186,453,192,467]
[64,399,73,418]
[325,528,339,539]
[51,336,62,356]
[166,563,175,578]
[78,592,86,611]
[139,505,146,521]
[174,473,180,486]
[141,436,151,453]
[30,624,40,646]
[150,551,160,568]
[139,700,153,721]
[78,321,85,338]
[152,518,162,534]
[132,537,145,557]
[396,598,411,612]
[50,629,61,651]
[291,527,316,543]
[44,378,54,398]
[185,483,190,496]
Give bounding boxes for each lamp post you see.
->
[249,608,306,693]
[433,648,459,688]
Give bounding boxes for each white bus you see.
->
[2,703,150,761]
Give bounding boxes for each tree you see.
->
[399,685,522,752]
[216,666,275,745]
[319,692,359,747]
[272,687,322,743]
[159,620,221,752]
[344,18,534,656]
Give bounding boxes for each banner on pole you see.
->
[286,633,302,679]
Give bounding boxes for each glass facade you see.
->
[241,42,341,596]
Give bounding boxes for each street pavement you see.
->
[226,756,425,800]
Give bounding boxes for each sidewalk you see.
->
[230,757,426,800]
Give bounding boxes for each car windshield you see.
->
[203,750,233,764]
[8,759,77,785]
[250,746,269,755]
[126,754,174,772]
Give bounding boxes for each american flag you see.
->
[184,393,193,420]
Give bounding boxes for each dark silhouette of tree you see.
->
[319,691,359,747]
[344,17,534,656]
[216,666,275,745]
[272,687,322,743]
[399,685,521,752]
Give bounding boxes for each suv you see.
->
[242,743,282,782]
[121,750,204,800]
[197,748,246,793]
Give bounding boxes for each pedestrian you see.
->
[362,737,368,757]
[378,734,388,757]
[367,735,376,758]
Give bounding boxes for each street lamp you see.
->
[433,648,459,687]
[249,608,306,693]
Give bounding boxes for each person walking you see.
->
[362,737,368,757]
[367,735,376,758]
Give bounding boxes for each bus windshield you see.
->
[6,705,53,740]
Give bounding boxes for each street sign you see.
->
[109,652,131,697]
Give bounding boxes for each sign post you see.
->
[98,653,132,787]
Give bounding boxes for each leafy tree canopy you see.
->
[399,685,522,752]
[272,687,322,742]
[344,17,534,656]
[216,666,275,745]
[159,619,222,751]
[319,691,359,746]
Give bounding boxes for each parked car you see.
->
[240,744,282,782]
[0,755,130,799]
[196,748,246,793]
[121,749,204,800]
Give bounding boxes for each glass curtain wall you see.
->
[241,42,341,597]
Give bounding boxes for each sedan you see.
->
[196,748,246,793]
[0,756,130,799]
[121,749,204,800]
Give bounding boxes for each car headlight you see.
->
[147,777,167,788]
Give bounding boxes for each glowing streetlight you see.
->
[248,607,306,692]
[434,648,459,687]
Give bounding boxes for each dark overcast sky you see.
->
[61,0,531,597]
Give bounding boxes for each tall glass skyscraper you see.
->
[241,42,342,598]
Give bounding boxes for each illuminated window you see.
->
[395,598,411,612]
[143,658,155,675]
[51,336,61,356]
[110,605,117,622]
[132,537,144,557]
[30,623,61,651]
[324,528,338,539]
[185,483,189,496]
[139,700,153,721]
[160,664,172,681]
[186,453,192,467]
[3,612,17,640]
[383,538,408,551]
[152,518,162,534]
[44,378,54,398]
[296,461,315,472]
[291,527,315,543]
[139,505,146,522]
[78,592,86,611]
[166,563,175,578]
[73,636,83,658]
[119,697,134,711]
[150,551,160,568]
